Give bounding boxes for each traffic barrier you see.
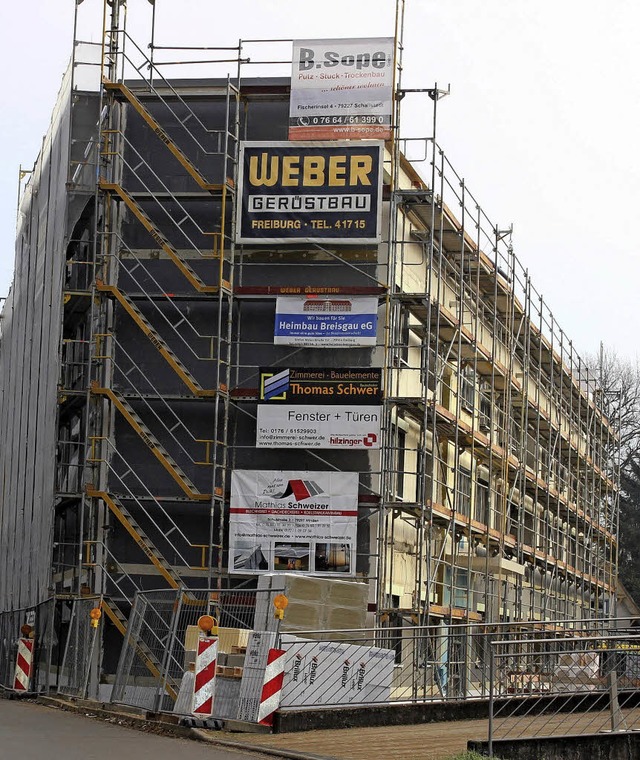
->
[257,647,286,726]
[14,638,34,692]
[192,636,217,716]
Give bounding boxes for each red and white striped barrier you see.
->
[257,648,286,726]
[192,636,217,716]
[14,638,34,692]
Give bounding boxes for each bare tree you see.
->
[588,346,640,603]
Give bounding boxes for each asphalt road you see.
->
[0,698,277,760]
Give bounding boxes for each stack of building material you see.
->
[254,573,368,638]
[237,629,395,717]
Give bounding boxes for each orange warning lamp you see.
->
[20,624,33,637]
[273,594,289,620]
[197,614,218,636]
[89,607,102,629]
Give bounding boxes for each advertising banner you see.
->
[259,367,382,403]
[235,141,383,244]
[256,367,382,449]
[274,295,378,347]
[256,404,380,449]
[289,38,394,141]
[229,470,358,575]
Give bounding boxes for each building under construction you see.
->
[0,1,619,681]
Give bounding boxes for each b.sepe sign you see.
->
[235,141,384,244]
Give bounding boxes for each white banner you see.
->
[229,470,358,575]
[280,639,395,706]
[256,404,381,449]
[289,38,394,140]
[274,296,378,347]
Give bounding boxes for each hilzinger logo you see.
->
[329,433,378,448]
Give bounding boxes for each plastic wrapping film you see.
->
[0,70,79,611]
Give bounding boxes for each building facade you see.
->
[0,3,619,679]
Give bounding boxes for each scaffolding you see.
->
[1,0,619,691]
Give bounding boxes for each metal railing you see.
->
[111,587,281,713]
[109,593,638,723]
[488,627,640,755]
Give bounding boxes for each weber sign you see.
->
[256,368,381,449]
[229,470,357,576]
[289,38,394,140]
[235,141,383,244]
[274,295,378,347]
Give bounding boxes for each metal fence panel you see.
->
[488,629,640,753]
[58,597,102,698]
[111,589,182,711]
[110,587,279,713]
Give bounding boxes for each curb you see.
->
[193,728,337,760]
[30,695,334,760]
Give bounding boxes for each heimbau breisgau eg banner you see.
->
[274,295,378,347]
[256,367,381,449]
[235,141,383,244]
[289,38,394,140]
[229,470,358,575]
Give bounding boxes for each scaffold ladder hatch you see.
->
[94,280,217,397]
[101,78,228,194]
[97,182,223,294]
[90,382,210,500]
[86,488,183,589]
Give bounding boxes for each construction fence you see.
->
[110,588,640,726]
[3,588,640,748]
[488,626,640,755]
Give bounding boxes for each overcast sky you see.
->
[1,0,638,363]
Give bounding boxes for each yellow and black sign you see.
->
[236,141,383,244]
[259,367,382,404]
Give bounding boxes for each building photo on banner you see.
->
[274,295,379,347]
[256,368,382,449]
[235,141,384,244]
[288,37,394,140]
[229,470,358,575]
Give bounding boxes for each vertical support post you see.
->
[488,641,495,757]
[608,668,624,732]
[154,588,183,713]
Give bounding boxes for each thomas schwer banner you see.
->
[274,295,378,347]
[229,470,358,575]
[235,141,383,244]
[289,38,394,140]
[256,367,382,449]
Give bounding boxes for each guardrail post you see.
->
[488,641,494,758]
[608,669,624,732]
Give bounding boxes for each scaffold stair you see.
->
[98,181,221,293]
[102,78,226,194]
[87,489,184,589]
[90,384,210,501]
[95,280,216,397]
[100,597,178,701]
